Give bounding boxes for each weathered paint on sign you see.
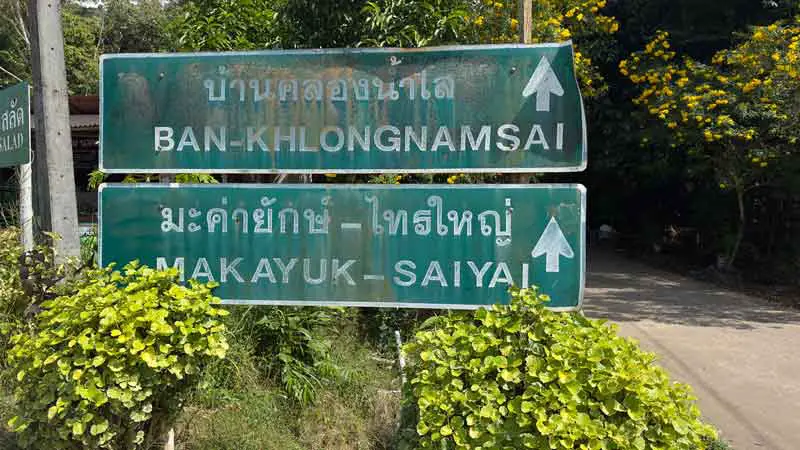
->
[98,184,585,309]
[100,43,587,173]
[0,82,30,167]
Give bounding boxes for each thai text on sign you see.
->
[100,43,586,173]
[0,82,30,167]
[99,184,585,309]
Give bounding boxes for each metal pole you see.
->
[20,85,34,252]
[19,162,33,252]
[27,0,80,261]
[395,330,406,385]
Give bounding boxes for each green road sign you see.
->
[0,82,30,167]
[99,184,585,309]
[100,43,587,174]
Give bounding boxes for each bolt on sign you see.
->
[0,82,30,167]
[100,43,587,174]
[99,184,585,310]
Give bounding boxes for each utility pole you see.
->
[514,0,534,184]
[27,0,81,261]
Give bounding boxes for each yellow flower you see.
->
[447,175,458,184]
[559,29,571,39]
[474,16,484,26]
[511,18,519,30]
[667,122,677,129]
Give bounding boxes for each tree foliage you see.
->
[620,13,800,266]
[101,0,172,54]
[1,0,173,90]
[360,0,618,96]
[273,0,368,48]
[170,0,278,51]
[0,0,29,87]
[61,3,101,95]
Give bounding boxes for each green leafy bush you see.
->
[402,288,717,449]
[249,306,341,405]
[0,229,80,367]
[5,262,229,449]
[0,229,26,325]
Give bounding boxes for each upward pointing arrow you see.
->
[531,217,574,273]
[522,56,564,112]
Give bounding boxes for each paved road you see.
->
[584,250,800,450]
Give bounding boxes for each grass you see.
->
[176,320,401,450]
[180,389,304,450]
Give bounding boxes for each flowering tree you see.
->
[621,14,800,267]
[468,0,618,97]
[361,0,619,97]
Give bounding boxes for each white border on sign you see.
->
[98,41,588,174]
[97,183,585,312]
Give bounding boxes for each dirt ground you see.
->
[584,250,800,450]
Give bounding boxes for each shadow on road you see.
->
[583,250,800,329]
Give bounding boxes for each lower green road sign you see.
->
[0,82,30,167]
[99,184,585,309]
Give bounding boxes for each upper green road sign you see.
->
[0,82,30,167]
[99,184,585,310]
[100,43,587,173]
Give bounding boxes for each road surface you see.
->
[584,250,800,450]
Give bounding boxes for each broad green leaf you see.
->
[90,420,109,436]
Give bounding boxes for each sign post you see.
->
[0,82,33,250]
[100,43,587,174]
[99,184,585,310]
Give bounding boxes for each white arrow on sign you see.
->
[522,56,564,112]
[531,216,574,273]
